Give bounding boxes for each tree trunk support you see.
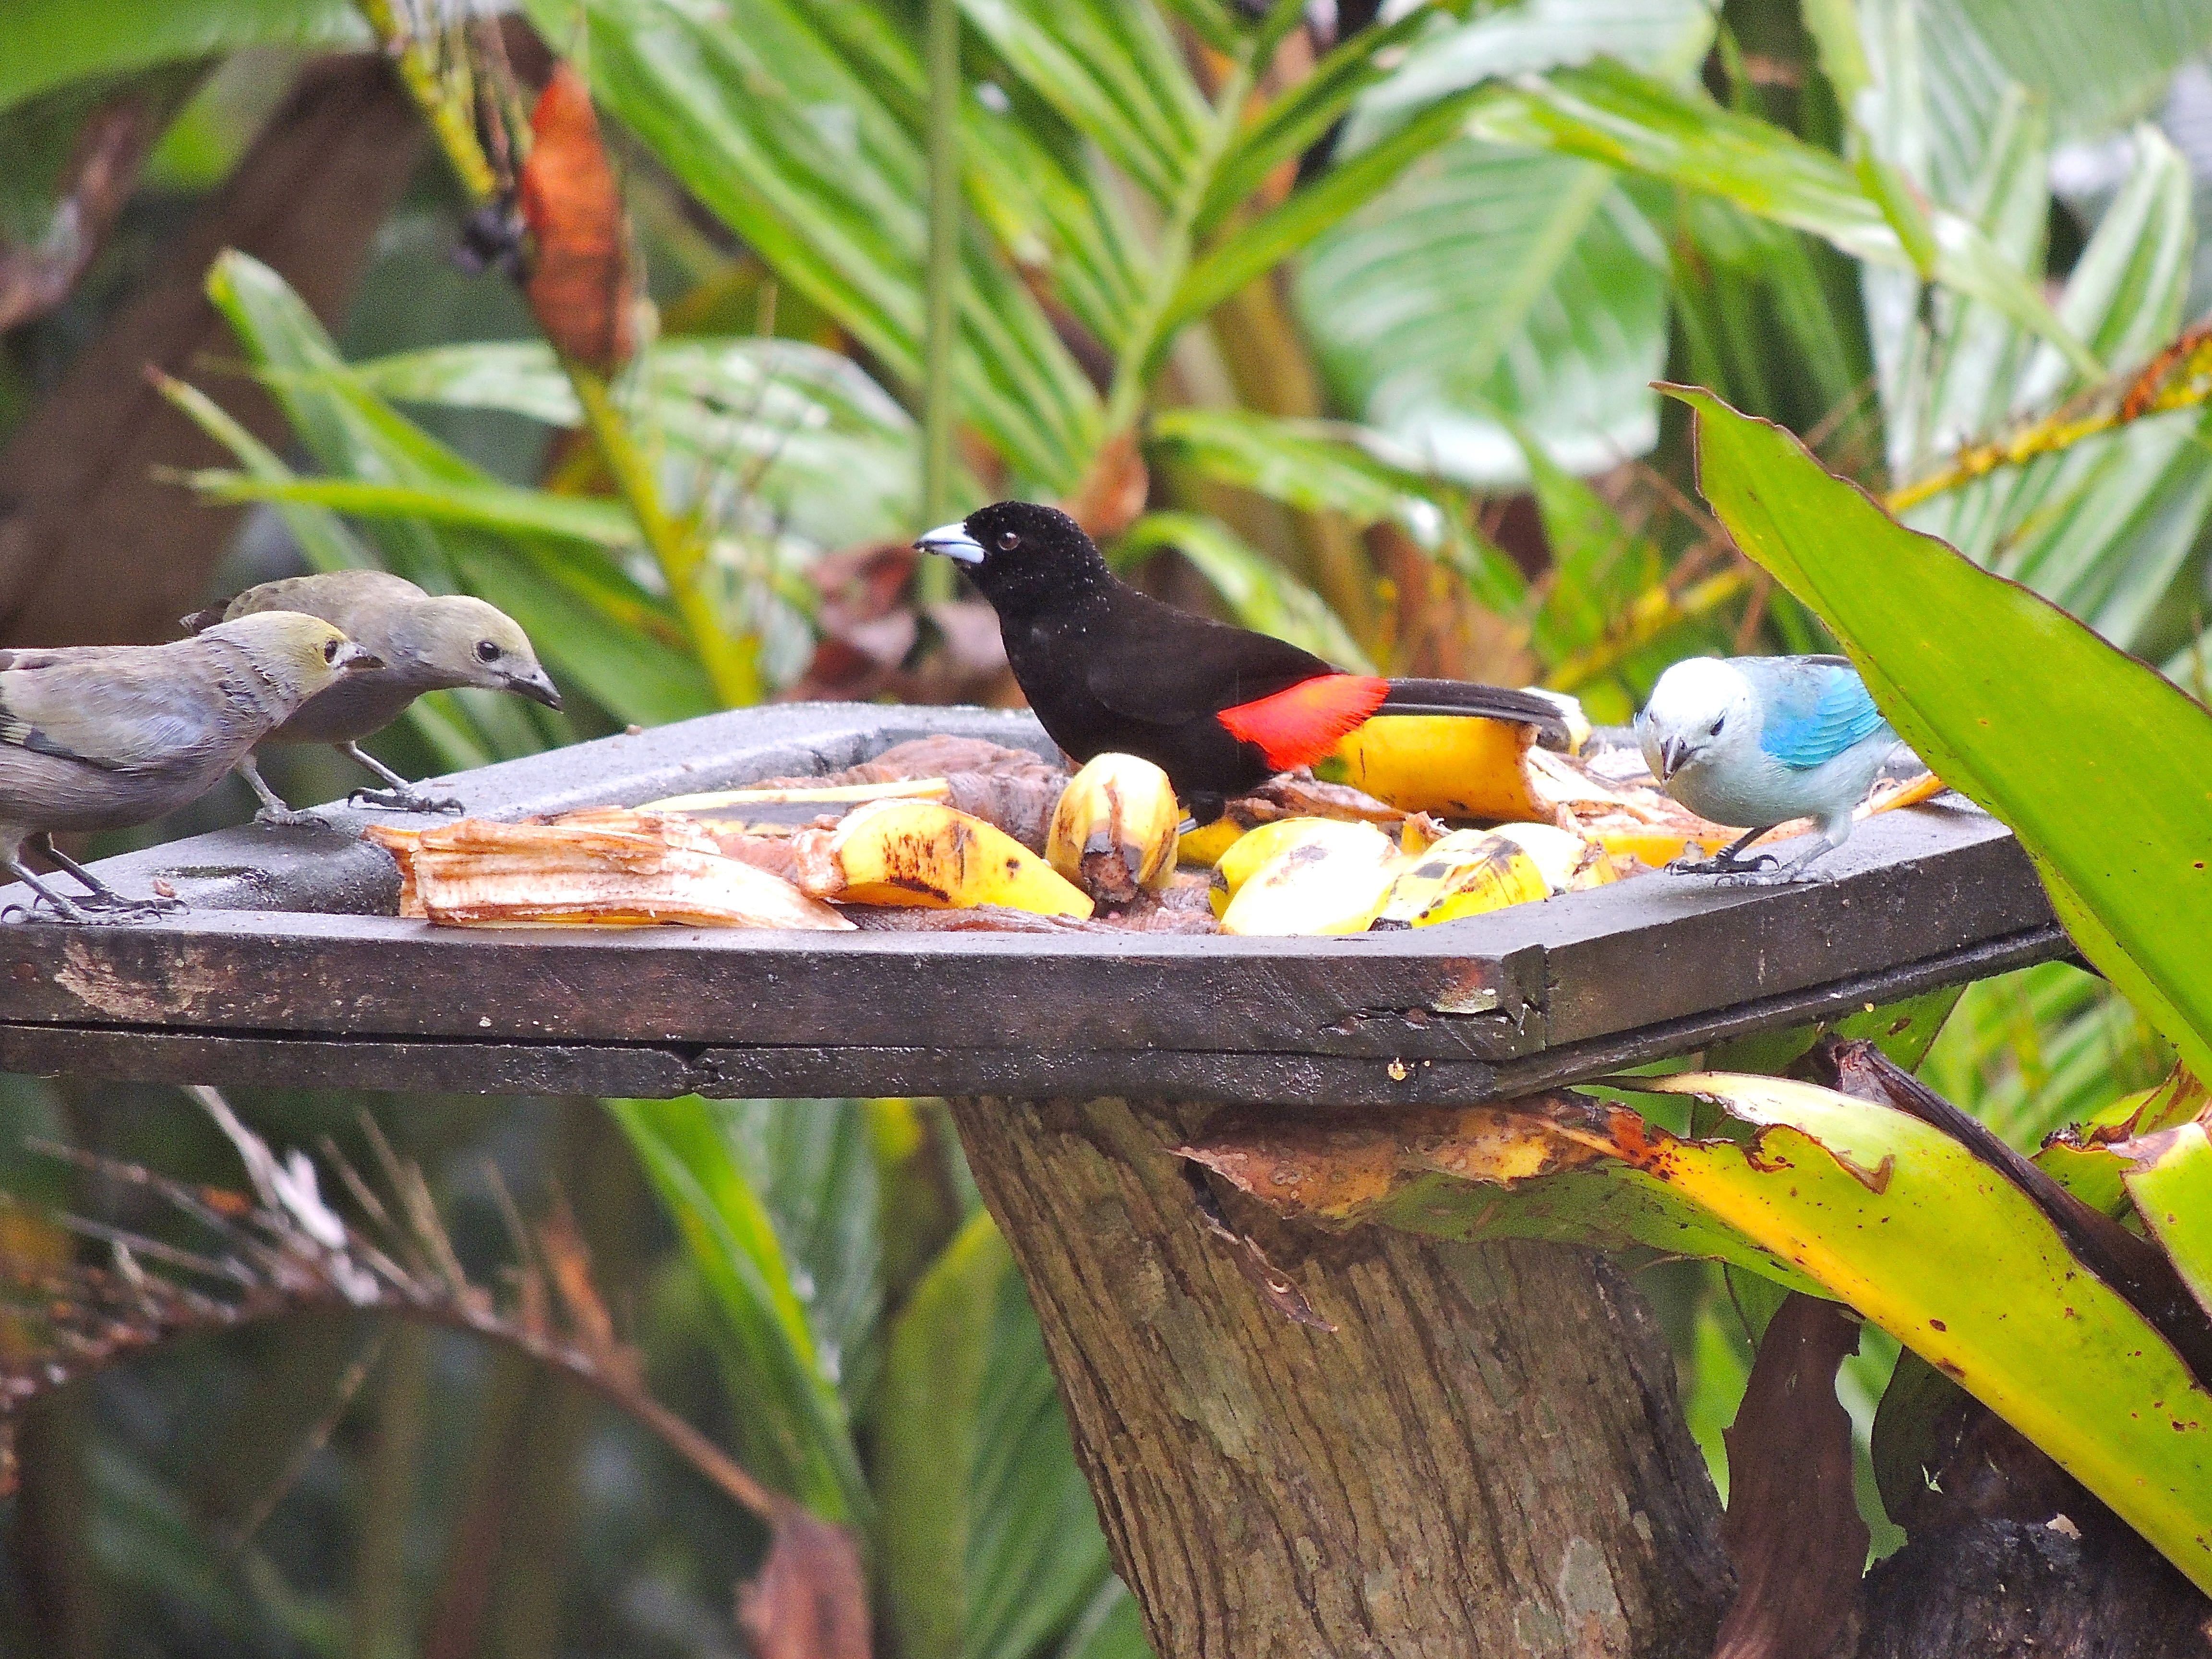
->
[950,1096,1730,1658]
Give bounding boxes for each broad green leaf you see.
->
[685,1098,888,1409]
[877,1214,1005,1659]
[156,375,373,575]
[953,0,1208,209]
[1679,388,2212,1081]
[1114,512,1375,671]
[2038,1069,2208,1216]
[1057,1579,1152,1659]
[2122,1120,2212,1322]
[964,1246,1116,1659]
[1295,0,1710,485]
[1951,0,2212,141]
[1893,130,2204,656]
[531,0,1100,491]
[1172,90,1494,352]
[1921,963,2174,1154]
[0,0,366,111]
[609,1098,867,1524]
[1146,408,1467,545]
[875,1212,1117,1659]
[1196,2,1468,234]
[1634,1071,2212,1592]
[1469,60,2099,377]
[180,474,642,550]
[350,337,937,550]
[1193,1072,2212,1590]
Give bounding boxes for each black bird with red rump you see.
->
[918,501,1571,823]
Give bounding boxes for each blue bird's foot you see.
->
[349,787,464,815]
[1667,849,1778,878]
[1711,864,1823,888]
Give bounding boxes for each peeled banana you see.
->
[1216,819,1399,936]
[792,798,1093,917]
[364,818,853,930]
[1047,753,1180,905]
[1485,821,1618,891]
[1322,715,1545,819]
[1375,830,1549,929]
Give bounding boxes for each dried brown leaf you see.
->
[737,1500,873,1659]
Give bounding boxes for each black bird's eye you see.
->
[322,638,339,664]
[996,530,1021,552]
[475,639,502,662]
[1708,716,1725,736]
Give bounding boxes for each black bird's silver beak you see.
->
[509,667,564,710]
[916,522,985,565]
[1658,738,1685,781]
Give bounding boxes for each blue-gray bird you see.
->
[0,613,381,921]
[183,571,561,824]
[1634,654,1907,883]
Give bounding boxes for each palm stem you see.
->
[571,367,762,706]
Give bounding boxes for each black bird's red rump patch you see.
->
[1214,673,1389,771]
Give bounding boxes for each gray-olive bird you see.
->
[183,571,561,823]
[0,612,381,921]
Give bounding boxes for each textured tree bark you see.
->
[1857,1520,2212,1657]
[0,54,424,647]
[948,1096,1730,1659]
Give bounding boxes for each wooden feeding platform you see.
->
[0,702,2063,1103]
[0,701,2078,1657]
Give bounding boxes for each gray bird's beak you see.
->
[916,521,985,565]
[337,641,385,673]
[1658,738,1685,781]
[508,667,564,710]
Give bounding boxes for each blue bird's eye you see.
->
[476,639,502,663]
[1708,716,1725,736]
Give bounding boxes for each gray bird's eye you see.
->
[996,530,1020,552]
[475,639,502,662]
[1708,716,1725,735]
[322,638,339,664]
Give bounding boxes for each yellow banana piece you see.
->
[1485,821,1617,891]
[1217,820,1398,936]
[1322,714,1545,818]
[1376,830,1549,928]
[1214,818,1377,899]
[1046,753,1181,905]
[795,798,1093,917]
[1176,817,1246,868]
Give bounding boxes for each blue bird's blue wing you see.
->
[1753,661,1887,769]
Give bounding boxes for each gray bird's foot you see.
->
[68,889,187,916]
[1667,850,1778,878]
[66,893,186,920]
[254,804,332,830]
[1710,860,1831,889]
[2,891,120,925]
[348,787,465,814]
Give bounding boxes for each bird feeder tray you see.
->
[0,703,2067,1104]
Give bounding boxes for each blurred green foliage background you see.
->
[1,0,2208,1651]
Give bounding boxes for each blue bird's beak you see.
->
[916,522,985,565]
[1657,738,1686,781]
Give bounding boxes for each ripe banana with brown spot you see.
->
[1046,753,1180,905]
[1215,819,1400,936]
[793,799,1093,917]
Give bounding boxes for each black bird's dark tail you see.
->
[1379,679,1574,749]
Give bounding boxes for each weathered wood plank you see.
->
[0,701,2068,1100]
[0,918,2066,1103]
